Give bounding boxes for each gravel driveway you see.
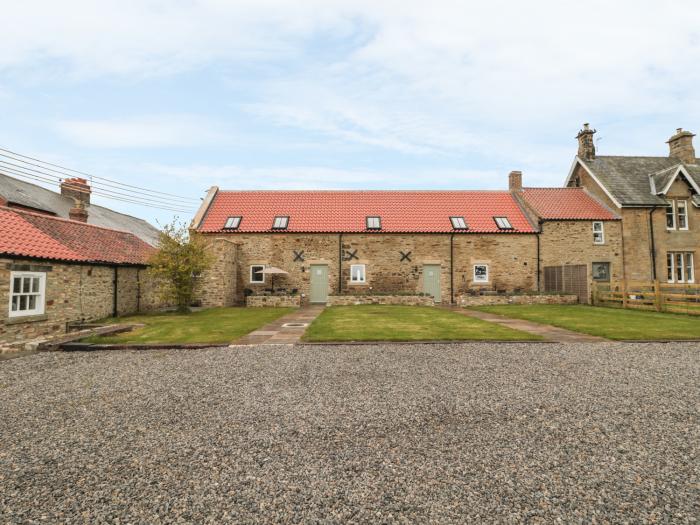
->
[1,343,698,523]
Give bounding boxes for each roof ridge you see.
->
[217,189,515,194]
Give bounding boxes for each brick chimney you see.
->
[508,170,523,191]
[68,198,88,223]
[60,177,91,206]
[667,128,696,164]
[576,123,596,160]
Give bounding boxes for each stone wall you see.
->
[457,293,578,307]
[198,232,541,306]
[246,295,301,307]
[327,295,435,306]
[1,259,168,345]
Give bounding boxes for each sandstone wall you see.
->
[245,295,301,307]
[457,294,579,307]
[327,295,435,306]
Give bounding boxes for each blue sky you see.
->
[1,1,699,226]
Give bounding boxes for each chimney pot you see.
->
[667,128,696,164]
[509,170,523,191]
[576,122,596,160]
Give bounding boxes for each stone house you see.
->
[566,125,699,284]
[192,173,620,305]
[0,176,167,347]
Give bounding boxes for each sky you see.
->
[1,0,699,226]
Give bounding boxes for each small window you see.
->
[592,262,610,282]
[272,216,289,230]
[223,216,241,229]
[9,271,46,318]
[493,217,513,230]
[450,216,468,230]
[677,200,688,230]
[366,216,381,230]
[593,221,605,244]
[250,265,265,283]
[667,252,695,283]
[666,202,676,229]
[350,264,366,283]
[473,264,489,283]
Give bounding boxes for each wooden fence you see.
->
[592,280,700,315]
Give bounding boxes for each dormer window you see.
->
[493,217,513,230]
[223,216,241,229]
[272,216,289,230]
[450,216,468,230]
[666,200,689,230]
[366,216,381,230]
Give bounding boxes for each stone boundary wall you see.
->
[327,295,435,306]
[246,295,301,308]
[457,294,578,307]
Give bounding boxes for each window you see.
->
[272,216,289,230]
[250,265,265,283]
[473,264,489,283]
[593,221,605,244]
[592,262,610,282]
[666,252,694,283]
[677,200,688,230]
[223,216,241,229]
[493,217,513,230]
[350,264,366,283]
[666,200,689,230]
[450,216,468,230]
[9,272,46,318]
[366,216,381,230]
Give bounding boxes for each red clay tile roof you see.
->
[198,191,537,233]
[0,206,156,264]
[521,188,619,220]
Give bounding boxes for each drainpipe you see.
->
[338,233,343,294]
[112,266,118,317]
[450,233,454,304]
[536,222,542,292]
[648,206,658,280]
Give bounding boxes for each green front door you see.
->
[422,264,441,303]
[310,264,329,304]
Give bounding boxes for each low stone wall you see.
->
[457,294,578,307]
[246,295,301,308]
[327,295,435,306]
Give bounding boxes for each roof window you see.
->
[366,216,381,230]
[494,217,513,230]
[450,216,468,230]
[272,216,289,230]
[223,216,241,229]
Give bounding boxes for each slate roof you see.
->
[0,172,160,245]
[197,191,537,233]
[521,188,619,220]
[575,156,700,206]
[0,206,155,265]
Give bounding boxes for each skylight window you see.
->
[494,217,513,230]
[366,216,381,230]
[272,216,289,229]
[450,216,468,230]
[223,216,241,229]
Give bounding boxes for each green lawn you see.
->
[475,304,700,340]
[302,305,541,342]
[84,307,294,344]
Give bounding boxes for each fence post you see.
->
[622,280,628,309]
[654,279,662,312]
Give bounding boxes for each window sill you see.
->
[348,281,368,286]
[6,314,48,325]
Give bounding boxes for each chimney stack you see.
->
[508,170,523,191]
[667,128,696,164]
[68,198,88,223]
[576,123,596,160]
[60,177,91,206]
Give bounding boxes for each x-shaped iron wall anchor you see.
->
[293,250,305,262]
[344,249,359,261]
[399,251,412,262]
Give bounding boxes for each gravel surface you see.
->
[1,342,698,523]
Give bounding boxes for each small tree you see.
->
[148,220,213,313]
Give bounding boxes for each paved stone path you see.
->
[448,307,608,343]
[232,305,325,345]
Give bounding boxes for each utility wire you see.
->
[0,147,200,203]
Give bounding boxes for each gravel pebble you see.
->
[1,342,698,523]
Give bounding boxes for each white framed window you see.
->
[450,216,468,230]
[350,264,366,283]
[666,201,676,229]
[677,200,688,230]
[366,216,381,230]
[592,221,605,244]
[493,217,513,230]
[9,271,46,318]
[250,265,265,283]
[667,252,694,283]
[473,264,489,283]
[223,216,241,229]
[272,216,289,230]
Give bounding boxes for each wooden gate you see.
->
[543,265,588,303]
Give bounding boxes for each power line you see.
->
[0,147,200,203]
[0,160,198,210]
